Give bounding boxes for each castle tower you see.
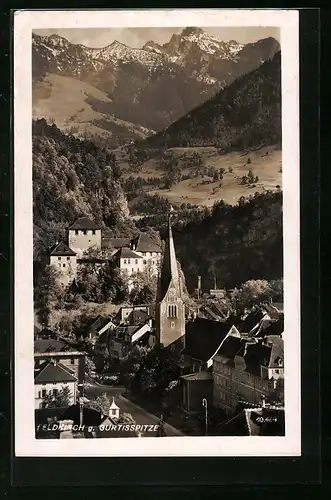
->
[155,212,185,348]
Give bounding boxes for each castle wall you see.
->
[68,229,101,255]
[50,255,77,288]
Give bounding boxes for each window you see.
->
[142,252,146,256]
[168,305,177,318]
[70,358,75,365]
[38,391,41,398]
[132,268,134,273]
[58,256,61,261]
[83,230,87,235]
[41,389,47,397]
[152,261,155,265]
[75,229,79,235]
[128,259,131,264]
[53,388,58,396]
[92,230,96,235]
[143,260,147,265]
[63,263,66,268]
[135,259,138,264]
[67,256,70,261]
[275,369,280,374]
[123,259,127,264]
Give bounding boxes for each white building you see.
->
[113,247,144,277]
[130,233,162,277]
[34,360,77,409]
[68,217,102,255]
[49,241,77,287]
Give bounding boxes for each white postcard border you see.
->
[14,8,300,457]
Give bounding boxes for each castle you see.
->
[49,217,162,288]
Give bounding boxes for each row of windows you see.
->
[215,387,232,404]
[141,252,159,257]
[58,256,71,261]
[168,305,177,318]
[37,388,58,398]
[73,229,97,235]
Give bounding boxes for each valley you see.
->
[120,145,282,208]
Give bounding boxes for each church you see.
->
[155,214,186,349]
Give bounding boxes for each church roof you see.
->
[50,241,76,256]
[157,219,181,302]
[68,217,100,230]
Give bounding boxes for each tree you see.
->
[231,279,272,312]
[34,264,64,326]
[247,169,255,184]
[88,393,110,415]
[42,385,72,408]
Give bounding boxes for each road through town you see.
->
[85,383,184,437]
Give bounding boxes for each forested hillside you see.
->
[138,190,283,291]
[139,52,281,152]
[33,119,136,260]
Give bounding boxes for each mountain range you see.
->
[32,27,280,146]
[139,51,281,152]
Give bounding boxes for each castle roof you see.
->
[102,237,131,250]
[113,247,143,260]
[50,241,76,256]
[68,217,100,230]
[132,233,162,253]
[34,360,77,384]
[157,218,181,302]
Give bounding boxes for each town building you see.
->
[109,323,153,359]
[113,304,154,326]
[180,371,213,413]
[87,316,116,344]
[182,318,235,373]
[49,217,163,287]
[34,359,78,409]
[49,241,77,288]
[68,217,102,255]
[34,337,86,385]
[155,216,186,348]
[212,335,284,414]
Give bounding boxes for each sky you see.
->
[33,27,280,49]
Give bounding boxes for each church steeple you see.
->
[155,209,185,348]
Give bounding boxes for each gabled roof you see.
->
[113,248,142,260]
[68,217,100,230]
[114,325,140,341]
[89,315,114,333]
[181,371,213,382]
[260,316,284,336]
[132,233,162,253]
[34,361,77,383]
[237,308,266,333]
[183,318,230,362]
[34,339,76,353]
[216,335,246,362]
[50,241,76,256]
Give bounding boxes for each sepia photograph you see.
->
[14,9,300,457]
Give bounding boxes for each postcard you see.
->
[14,8,300,457]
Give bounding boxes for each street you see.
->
[85,383,184,437]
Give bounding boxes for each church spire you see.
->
[155,206,186,348]
[157,208,181,302]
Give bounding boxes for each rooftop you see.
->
[68,217,100,230]
[34,339,76,354]
[34,361,77,384]
[183,318,230,363]
[113,247,143,260]
[50,241,76,257]
[102,237,131,249]
[132,232,162,253]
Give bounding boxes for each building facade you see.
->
[49,241,77,288]
[34,360,78,409]
[68,217,102,255]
